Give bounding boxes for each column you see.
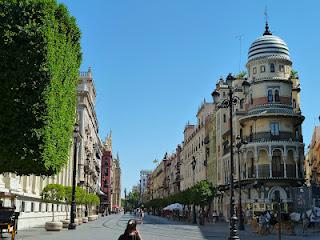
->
[283,155,287,178]
[0,175,6,191]
[268,154,272,178]
[255,147,259,178]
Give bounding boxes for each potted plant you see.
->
[87,193,100,221]
[41,184,65,231]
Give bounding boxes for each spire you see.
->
[263,22,272,36]
[263,7,272,36]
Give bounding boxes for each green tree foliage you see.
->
[41,183,65,203]
[126,191,140,209]
[291,69,299,78]
[0,0,82,175]
[235,71,247,79]
[144,181,215,210]
[41,183,65,221]
[64,186,86,205]
[191,180,215,207]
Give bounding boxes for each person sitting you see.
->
[118,219,143,240]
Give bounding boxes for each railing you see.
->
[258,164,269,178]
[223,146,230,156]
[244,132,302,143]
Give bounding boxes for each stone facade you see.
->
[0,68,103,229]
[180,101,214,191]
[212,24,305,219]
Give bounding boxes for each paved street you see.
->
[11,213,320,240]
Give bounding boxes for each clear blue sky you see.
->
[60,0,320,194]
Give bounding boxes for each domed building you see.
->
[212,23,304,219]
[238,23,304,212]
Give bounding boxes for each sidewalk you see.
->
[146,214,320,240]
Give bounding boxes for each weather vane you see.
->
[264,6,268,23]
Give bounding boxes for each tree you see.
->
[191,180,215,225]
[236,71,247,79]
[85,193,100,216]
[127,192,140,209]
[291,69,299,78]
[0,0,82,175]
[41,184,65,221]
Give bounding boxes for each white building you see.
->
[0,68,103,229]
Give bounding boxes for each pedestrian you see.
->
[118,219,143,240]
[140,209,144,224]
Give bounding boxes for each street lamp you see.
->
[124,188,127,214]
[213,75,250,240]
[191,156,197,224]
[235,135,247,231]
[68,123,80,230]
[84,155,90,217]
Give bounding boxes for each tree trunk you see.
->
[192,205,197,224]
[52,204,55,222]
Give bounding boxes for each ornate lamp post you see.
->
[191,156,197,224]
[213,75,250,240]
[235,136,247,231]
[124,188,127,213]
[68,123,80,230]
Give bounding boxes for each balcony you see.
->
[244,131,302,143]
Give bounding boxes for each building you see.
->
[165,146,182,196]
[100,133,113,211]
[140,170,152,195]
[0,68,103,229]
[112,154,121,210]
[180,100,214,191]
[212,23,305,218]
[150,158,166,199]
[304,126,320,207]
[305,127,320,186]
[77,68,103,197]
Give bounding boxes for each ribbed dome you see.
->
[248,24,290,62]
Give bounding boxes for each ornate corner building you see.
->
[213,23,305,218]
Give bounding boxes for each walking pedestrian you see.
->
[118,219,143,240]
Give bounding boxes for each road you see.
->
[13,213,320,240]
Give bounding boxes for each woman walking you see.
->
[118,219,143,240]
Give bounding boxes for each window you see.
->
[279,65,284,72]
[293,99,296,108]
[223,114,226,123]
[223,92,226,97]
[39,203,42,212]
[240,128,243,139]
[270,63,275,72]
[295,129,299,141]
[270,122,280,136]
[21,201,25,212]
[240,99,244,109]
[274,89,280,102]
[253,67,257,74]
[31,202,34,212]
[250,94,253,104]
[260,65,265,73]
[268,89,273,103]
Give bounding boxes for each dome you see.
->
[248,23,290,62]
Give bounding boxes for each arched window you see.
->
[268,89,273,103]
[272,150,284,177]
[293,99,296,108]
[274,89,280,102]
[240,99,244,109]
[270,63,275,72]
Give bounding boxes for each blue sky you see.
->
[60,0,320,194]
